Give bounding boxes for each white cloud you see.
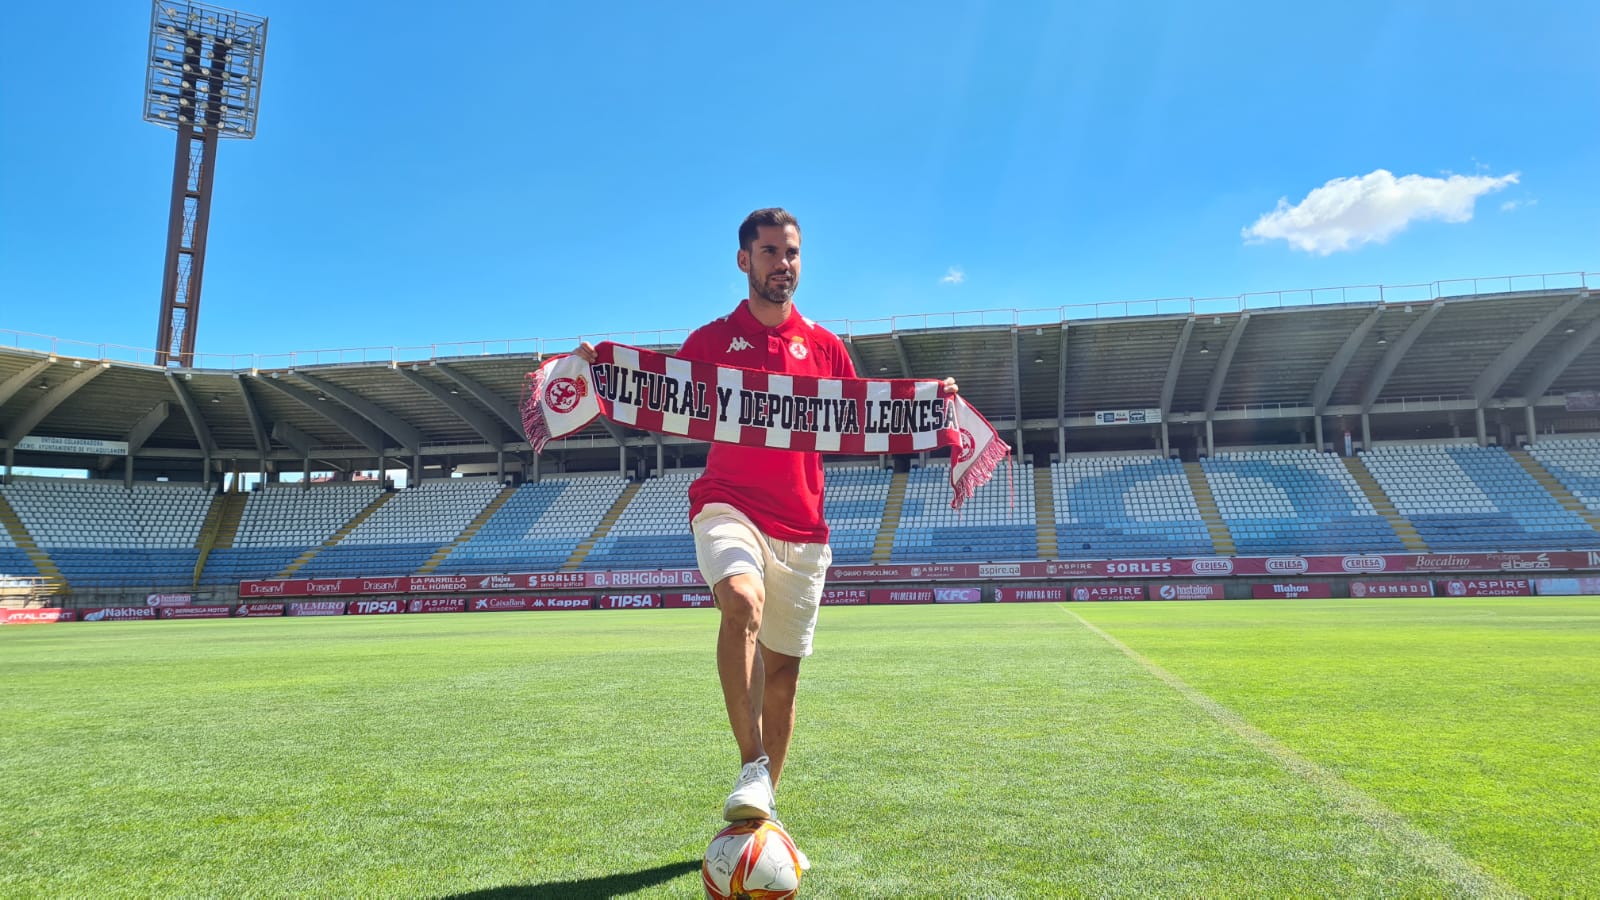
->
[1500,198,1538,213]
[1242,169,1519,255]
[940,266,965,285]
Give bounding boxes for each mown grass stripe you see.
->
[1061,606,1521,900]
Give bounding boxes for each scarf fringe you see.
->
[950,433,1011,510]
[520,364,554,455]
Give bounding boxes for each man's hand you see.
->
[941,377,959,395]
[574,341,597,364]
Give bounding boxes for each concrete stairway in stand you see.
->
[415,484,519,574]
[1511,450,1600,535]
[192,491,247,585]
[870,471,909,564]
[564,481,641,571]
[1183,462,1235,555]
[1033,466,1058,558]
[1342,456,1428,551]
[276,491,397,578]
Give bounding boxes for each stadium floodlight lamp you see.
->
[143,0,266,139]
[144,0,267,368]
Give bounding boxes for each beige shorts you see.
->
[691,503,832,659]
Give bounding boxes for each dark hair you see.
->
[738,208,801,251]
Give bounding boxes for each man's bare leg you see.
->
[761,649,801,788]
[714,572,766,764]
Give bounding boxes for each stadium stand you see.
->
[891,460,1036,561]
[296,479,502,576]
[1203,449,1404,554]
[579,471,699,569]
[1360,444,1599,550]
[434,475,627,573]
[1052,456,1212,558]
[0,523,42,584]
[0,479,209,587]
[1529,439,1600,516]
[822,465,893,564]
[199,482,384,584]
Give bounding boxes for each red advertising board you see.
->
[597,593,661,610]
[79,606,159,622]
[302,579,359,596]
[1348,580,1435,598]
[159,605,232,619]
[404,575,473,593]
[934,587,982,604]
[820,588,870,606]
[869,588,935,605]
[467,572,587,591]
[1149,583,1225,601]
[408,597,468,614]
[347,599,405,615]
[468,595,594,612]
[0,608,75,624]
[1437,578,1534,597]
[354,577,410,595]
[663,592,716,609]
[233,603,285,617]
[995,587,1067,602]
[591,569,703,589]
[1251,583,1333,599]
[235,551,1600,599]
[830,563,1008,583]
[239,580,302,598]
[1069,584,1146,602]
[287,601,348,617]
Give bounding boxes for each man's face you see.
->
[739,224,801,307]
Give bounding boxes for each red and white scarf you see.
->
[521,341,1009,509]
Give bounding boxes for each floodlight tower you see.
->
[142,0,267,367]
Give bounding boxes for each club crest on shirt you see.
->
[545,376,587,413]
[788,335,808,360]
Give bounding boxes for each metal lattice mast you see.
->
[143,1,267,367]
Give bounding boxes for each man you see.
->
[578,208,956,842]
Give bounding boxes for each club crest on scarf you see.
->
[956,428,976,463]
[544,375,587,414]
[522,342,1008,509]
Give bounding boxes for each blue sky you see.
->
[1,1,1595,362]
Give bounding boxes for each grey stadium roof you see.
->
[2,275,1598,481]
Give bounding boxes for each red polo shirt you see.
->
[680,300,857,543]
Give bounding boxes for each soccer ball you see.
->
[701,819,803,899]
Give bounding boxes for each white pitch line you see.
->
[1060,606,1521,899]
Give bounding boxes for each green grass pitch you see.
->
[2,597,1596,897]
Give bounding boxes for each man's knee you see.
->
[715,577,762,630]
[763,651,801,695]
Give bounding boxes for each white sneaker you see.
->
[771,816,811,872]
[723,755,774,822]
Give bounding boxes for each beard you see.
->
[749,272,797,306]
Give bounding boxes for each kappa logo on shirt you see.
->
[726,336,753,353]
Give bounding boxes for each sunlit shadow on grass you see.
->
[444,859,701,899]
